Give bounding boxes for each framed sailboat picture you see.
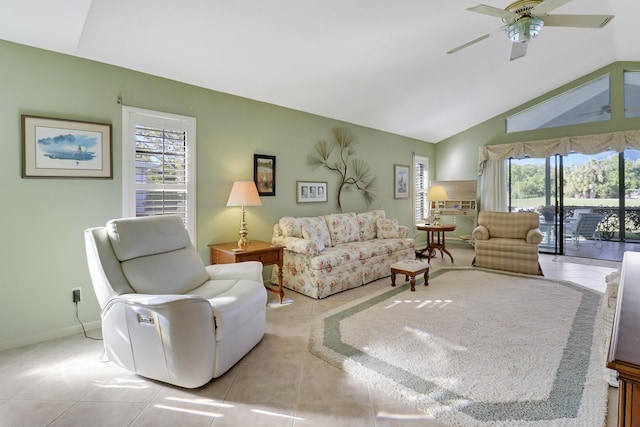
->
[394,164,409,199]
[22,115,112,178]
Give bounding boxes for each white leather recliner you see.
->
[84,215,267,388]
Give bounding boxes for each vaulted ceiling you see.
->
[1,0,637,142]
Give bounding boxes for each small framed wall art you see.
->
[394,164,410,199]
[254,154,276,196]
[22,115,112,178]
[296,181,327,203]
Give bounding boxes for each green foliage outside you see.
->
[511,154,640,200]
[511,153,640,239]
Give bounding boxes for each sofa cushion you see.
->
[377,218,400,239]
[308,246,361,270]
[335,241,390,259]
[325,212,360,245]
[357,209,386,240]
[278,217,299,236]
[279,216,331,247]
[302,225,326,252]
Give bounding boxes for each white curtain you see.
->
[478,129,640,172]
[477,129,640,212]
[479,160,508,212]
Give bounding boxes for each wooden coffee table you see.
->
[390,260,430,292]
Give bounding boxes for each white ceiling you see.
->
[0,0,637,143]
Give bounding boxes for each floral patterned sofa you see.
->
[271,209,415,299]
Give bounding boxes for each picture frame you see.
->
[22,115,112,178]
[296,181,327,203]
[254,154,276,196]
[394,164,410,199]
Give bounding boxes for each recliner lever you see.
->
[137,314,155,325]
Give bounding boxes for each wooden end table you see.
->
[416,224,456,263]
[208,240,285,304]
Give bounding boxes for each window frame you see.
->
[121,106,197,242]
[413,155,430,226]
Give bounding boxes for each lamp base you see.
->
[237,206,250,248]
[238,223,249,248]
[433,210,442,227]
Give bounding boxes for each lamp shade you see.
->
[427,185,448,201]
[226,181,262,207]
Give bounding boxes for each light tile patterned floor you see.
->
[0,246,620,426]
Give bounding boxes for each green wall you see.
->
[434,62,640,235]
[436,62,640,180]
[0,40,433,350]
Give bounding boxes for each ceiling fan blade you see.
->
[447,34,490,54]
[531,0,573,15]
[510,42,528,61]
[467,4,518,20]
[543,14,614,28]
[447,26,506,55]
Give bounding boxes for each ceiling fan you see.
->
[447,0,614,61]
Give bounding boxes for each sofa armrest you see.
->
[398,225,409,238]
[274,236,322,257]
[526,228,543,245]
[472,225,490,240]
[271,224,324,256]
[205,261,263,283]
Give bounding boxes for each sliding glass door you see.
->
[509,156,559,253]
[623,149,640,243]
[509,149,640,257]
[562,151,619,253]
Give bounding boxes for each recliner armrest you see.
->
[526,228,543,245]
[472,225,490,240]
[103,293,210,311]
[205,261,264,283]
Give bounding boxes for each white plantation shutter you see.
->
[122,107,196,241]
[413,155,429,226]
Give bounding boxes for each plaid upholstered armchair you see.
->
[472,211,544,276]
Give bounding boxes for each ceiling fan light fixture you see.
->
[506,16,544,43]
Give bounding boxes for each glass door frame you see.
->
[509,150,640,256]
[508,155,563,255]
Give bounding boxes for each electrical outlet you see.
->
[72,287,81,303]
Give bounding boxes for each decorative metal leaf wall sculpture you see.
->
[308,127,377,210]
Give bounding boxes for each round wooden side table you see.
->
[416,224,456,263]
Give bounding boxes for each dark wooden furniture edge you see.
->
[607,251,640,427]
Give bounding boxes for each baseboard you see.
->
[0,321,101,352]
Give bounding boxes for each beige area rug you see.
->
[309,268,610,426]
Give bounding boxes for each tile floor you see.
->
[0,245,621,426]
[561,238,640,262]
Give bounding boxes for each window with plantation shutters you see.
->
[122,107,196,241]
[413,155,429,226]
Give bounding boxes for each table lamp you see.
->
[227,181,262,248]
[428,185,448,226]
